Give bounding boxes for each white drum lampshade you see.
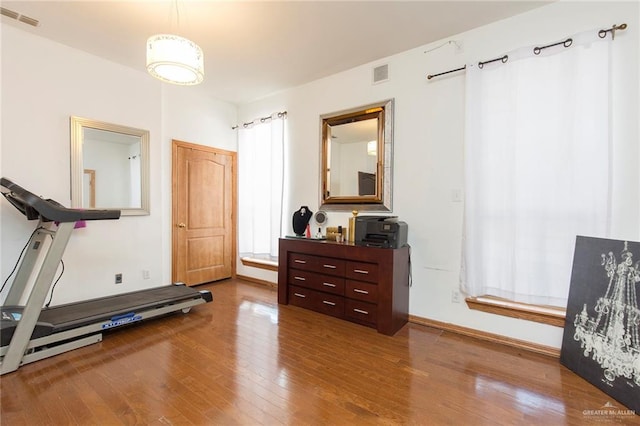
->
[146,34,204,85]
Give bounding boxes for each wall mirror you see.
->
[320,99,394,211]
[70,116,150,215]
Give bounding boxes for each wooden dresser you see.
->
[278,238,410,335]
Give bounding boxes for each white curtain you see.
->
[238,114,285,259]
[461,30,612,307]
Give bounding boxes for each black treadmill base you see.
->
[0,284,212,347]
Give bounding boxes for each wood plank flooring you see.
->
[1,279,637,425]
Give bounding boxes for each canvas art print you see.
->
[561,236,639,413]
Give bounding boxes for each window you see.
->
[461,30,613,307]
[238,113,285,262]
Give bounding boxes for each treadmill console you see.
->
[1,177,121,222]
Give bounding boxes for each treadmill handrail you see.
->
[1,177,120,222]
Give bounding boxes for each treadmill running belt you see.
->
[38,285,204,333]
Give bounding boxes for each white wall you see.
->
[238,1,639,348]
[0,25,236,305]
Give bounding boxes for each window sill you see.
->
[240,257,278,272]
[465,296,566,327]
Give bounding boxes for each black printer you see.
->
[354,216,408,248]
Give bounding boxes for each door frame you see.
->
[171,139,237,283]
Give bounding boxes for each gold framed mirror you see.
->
[70,117,150,216]
[320,99,394,211]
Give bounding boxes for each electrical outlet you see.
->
[451,290,461,303]
[115,273,123,284]
[142,270,150,280]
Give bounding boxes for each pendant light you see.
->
[146,2,204,85]
[146,34,204,85]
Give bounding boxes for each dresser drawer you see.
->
[289,285,316,311]
[314,292,345,318]
[345,261,378,283]
[345,299,377,327]
[288,269,345,295]
[289,252,346,276]
[289,285,345,319]
[345,280,378,303]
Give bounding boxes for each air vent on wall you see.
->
[372,64,389,84]
[0,7,39,27]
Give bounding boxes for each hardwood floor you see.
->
[1,279,636,425]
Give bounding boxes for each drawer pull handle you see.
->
[322,282,336,287]
[323,300,336,306]
[294,259,307,264]
[323,264,337,269]
[353,269,369,274]
[294,293,306,298]
[294,276,306,281]
[353,289,369,294]
[354,308,369,315]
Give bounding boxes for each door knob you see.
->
[176,223,186,228]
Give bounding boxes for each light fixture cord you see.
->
[168,0,182,33]
[174,0,180,28]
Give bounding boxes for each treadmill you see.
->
[0,177,212,375]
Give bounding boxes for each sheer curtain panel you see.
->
[238,114,285,260]
[461,31,612,307]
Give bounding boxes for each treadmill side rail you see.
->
[19,335,103,367]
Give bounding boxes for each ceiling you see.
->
[1,1,550,104]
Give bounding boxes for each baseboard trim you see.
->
[408,315,561,358]
[236,274,277,289]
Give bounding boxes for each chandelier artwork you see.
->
[573,241,640,386]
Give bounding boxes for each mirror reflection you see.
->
[70,117,150,215]
[329,118,378,196]
[320,99,393,211]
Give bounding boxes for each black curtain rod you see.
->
[426,23,628,81]
[533,38,572,55]
[232,111,287,130]
[427,65,466,80]
[599,23,627,40]
[478,54,508,69]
